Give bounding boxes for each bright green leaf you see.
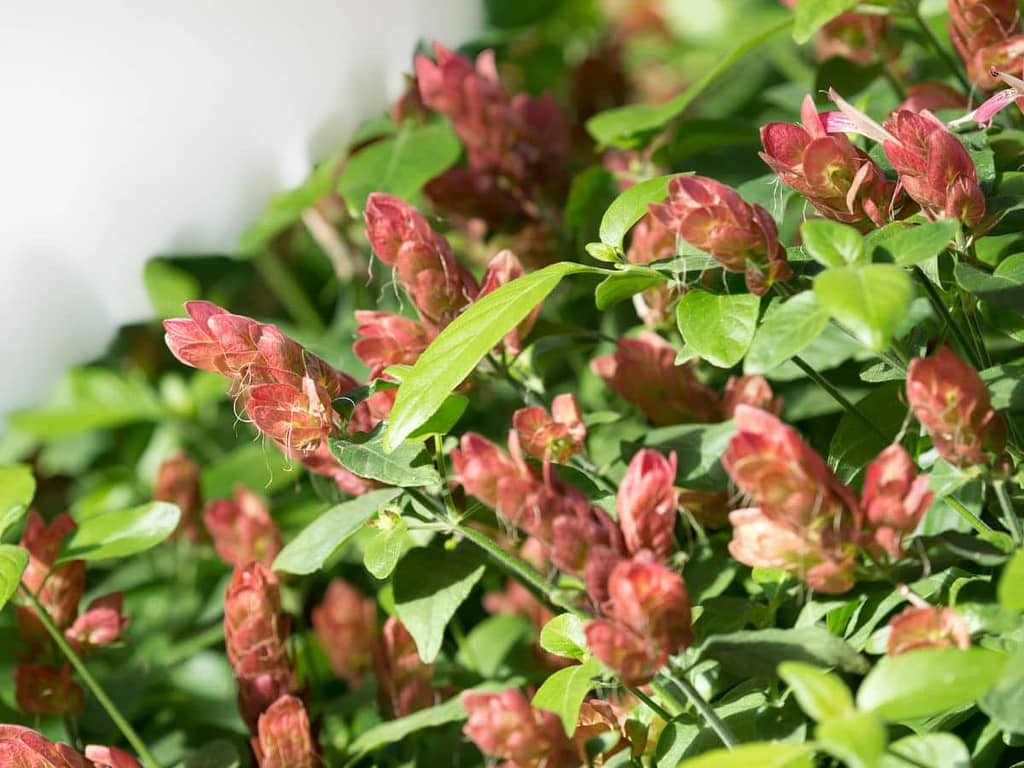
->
[0,464,35,539]
[330,432,439,487]
[457,615,532,677]
[363,516,408,580]
[744,292,830,374]
[598,174,682,251]
[676,290,759,368]
[880,734,971,768]
[0,544,28,611]
[531,657,602,735]
[144,259,201,319]
[980,644,1024,734]
[539,613,588,661]
[800,220,864,267]
[814,264,912,351]
[273,488,403,575]
[865,219,958,266]
[347,695,466,756]
[815,710,886,768]
[384,263,606,451]
[62,501,180,562]
[794,0,859,43]
[393,547,487,663]
[678,742,814,768]
[998,549,1024,613]
[856,647,1007,721]
[595,269,665,310]
[778,661,854,722]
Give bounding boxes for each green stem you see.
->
[21,588,161,768]
[993,481,1023,546]
[433,434,459,521]
[626,685,672,722]
[902,0,971,92]
[914,266,981,369]
[253,250,325,333]
[665,669,739,750]
[946,495,993,535]
[790,356,889,442]
[960,289,992,369]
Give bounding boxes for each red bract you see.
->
[591,332,722,426]
[626,213,677,326]
[861,445,934,558]
[513,393,586,465]
[899,82,969,113]
[83,746,143,768]
[461,689,577,768]
[163,300,263,377]
[64,593,129,653]
[223,563,296,730]
[0,726,88,768]
[722,375,781,418]
[906,345,1007,466]
[887,605,971,656]
[252,695,318,768]
[14,664,84,717]
[451,433,523,510]
[19,512,85,631]
[245,376,336,456]
[353,310,435,379]
[760,95,899,228]
[948,0,1023,88]
[649,175,791,295]
[584,554,692,685]
[479,249,538,353]
[617,449,678,560]
[153,452,204,542]
[312,579,378,687]
[203,486,283,569]
[374,617,435,718]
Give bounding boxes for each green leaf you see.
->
[330,431,439,487]
[628,421,735,491]
[678,743,814,768]
[273,488,403,575]
[337,121,461,211]
[865,219,958,266]
[980,645,1024,734]
[828,383,904,485]
[531,657,602,735]
[565,167,618,250]
[393,547,487,663]
[363,515,408,580]
[856,647,1007,721]
[0,544,28,611]
[815,710,886,768]
[457,615,532,677]
[0,464,35,539]
[176,740,241,768]
[595,269,665,310]
[702,626,869,676]
[956,260,1024,316]
[880,734,971,768]
[384,263,605,451]
[800,220,864,267]
[598,174,682,251]
[778,662,854,722]
[794,0,859,43]
[406,393,469,440]
[200,442,296,499]
[998,549,1024,613]
[586,17,792,147]
[982,364,1024,411]
[744,292,830,374]
[814,264,912,351]
[539,613,588,661]
[676,290,759,368]
[144,259,201,319]
[347,694,466,756]
[62,501,180,562]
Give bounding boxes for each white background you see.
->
[0,0,481,417]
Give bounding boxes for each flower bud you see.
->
[83,746,143,768]
[591,332,723,426]
[245,376,336,457]
[461,689,576,767]
[353,310,435,379]
[374,617,435,718]
[252,695,318,768]
[617,449,678,559]
[312,580,377,687]
[861,445,933,557]
[204,486,283,568]
[721,375,781,418]
[153,453,204,541]
[650,175,791,294]
[513,393,586,464]
[887,605,971,656]
[163,300,264,377]
[65,593,128,653]
[906,345,1007,466]
[0,726,87,768]
[15,664,83,716]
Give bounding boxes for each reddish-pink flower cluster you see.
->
[625,213,677,326]
[414,43,570,225]
[15,512,128,717]
[513,393,586,469]
[723,406,933,593]
[252,695,318,768]
[0,725,142,768]
[153,452,205,542]
[650,176,792,295]
[886,604,971,656]
[906,345,1008,467]
[311,579,435,717]
[591,332,779,425]
[779,0,891,65]
[204,485,283,569]
[949,0,1024,90]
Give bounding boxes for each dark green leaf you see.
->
[745,292,830,374]
[393,547,487,662]
[676,290,759,368]
[701,626,869,676]
[565,167,618,249]
[0,544,28,611]
[982,364,1024,411]
[384,263,605,451]
[532,657,601,735]
[955,261,1024,315]
[0,464,35,539]
[62,501,180,562]
[176,740,241,768]
[200,442,297,499]
[273,488,403,575]
[347,695,466,756]
[856,647,1007,721]
[330,431,439,487]
[800,220,864,267]
[794,0,859,43]
[814,264,912,351]
[827,383,904,485]
[595,269,665,310]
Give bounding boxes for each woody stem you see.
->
[993,480,1023,547]
[664,668,739,750]
[790,356,889,442]
[901,0,971,92]
[20,587,161,768]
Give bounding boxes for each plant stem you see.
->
[626,685,673,722]
[21,588,161,768]
[993,480,1023,546]
[665,669,739,750]
[914,266,981,369]
[253,249,326,333]
[790,356,889,442]
[433,434,459,521]
[902,0,971,92]
[946,495,993,535]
